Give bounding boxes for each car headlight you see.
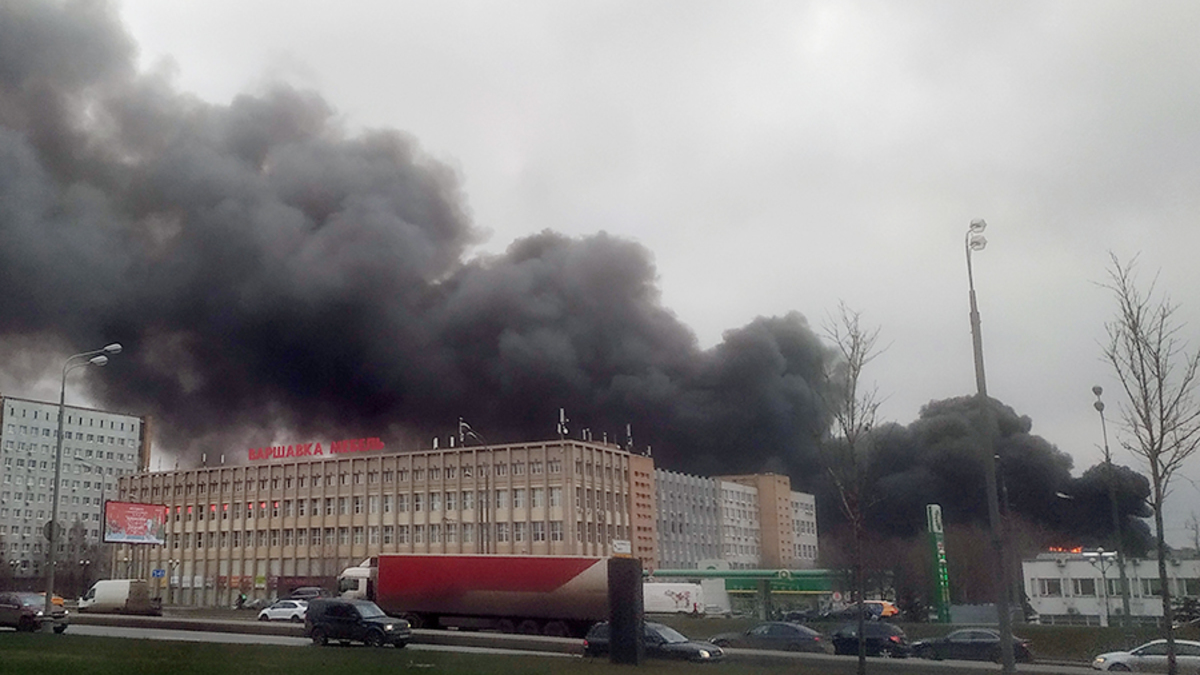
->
[384,624,394,631]
[697,650,711,659]
[1093,657,1106,664]
[35,610,44,617]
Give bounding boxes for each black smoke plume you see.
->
[813,396,1154,554]
[0,3,1151,550]
[0,1,829,477]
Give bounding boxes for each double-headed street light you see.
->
[43,343,122,630]
[963,220,1016,673]
[1093,386,1133,636]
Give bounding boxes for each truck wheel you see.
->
[496,619,516,634]
[400,613,424,629]
[542,621,568,637]
[517,619,541,635]
[364,630,385,648]
[53,624,67,634]
[311,627,328,646]
[392,640,408,649]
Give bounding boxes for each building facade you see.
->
[1023,550,1200,626]
[655,469,721,569]
[117,438,655,606]
[655,469,819,571]
[0,395,149,580]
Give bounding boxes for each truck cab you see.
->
[337,558,375,600]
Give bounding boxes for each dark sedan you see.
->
[913,628,1034,663]
[709,621,832,653]
[0,592,68,633]
[831,622,910,658]
[585,621,724,662]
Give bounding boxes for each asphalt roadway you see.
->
[62,613,1097,674]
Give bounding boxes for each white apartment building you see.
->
[0,395,149,578]
[1023,550,1200,626]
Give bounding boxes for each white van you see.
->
[79,579,162,615]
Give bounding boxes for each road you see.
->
[66,623,577,657]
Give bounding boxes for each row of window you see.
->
[167,487,581,521]
[4,424,137,446]
[1032,576,1200,598]
[4,406,138,432]
[2,474,112,490]
[2,499,104,518]
[164,520,631,549]
[2,444,132,465]
[136,455,632,499]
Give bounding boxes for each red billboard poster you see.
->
[103,501,169,545]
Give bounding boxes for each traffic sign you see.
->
[152,568,165,578]
[43,521,64,542]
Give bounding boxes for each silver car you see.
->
[1092,639,1200,672]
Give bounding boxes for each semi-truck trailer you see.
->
[338,554,609,637]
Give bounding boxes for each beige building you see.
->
[718,473,816,569]
[117,438,655,605]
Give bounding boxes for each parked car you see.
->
[913,628,1034,663]
[584,621,724,662]
[305,598,411,648]
[831,622,910,658]
[817,600,899,622]
[287,587,330,601]
[1092,639,1200,672]
[0,592,68,633]
[258,599,309,623]
[709,621,832,653]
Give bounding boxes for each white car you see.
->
[1092,639,1200,672]
[257,599,308,623]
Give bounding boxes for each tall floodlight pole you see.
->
[1094,386,1133,637]
[964,220,1015,673]
[44,343,122,630]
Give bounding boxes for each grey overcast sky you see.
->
[111,1,1200,541]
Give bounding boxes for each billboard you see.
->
[103,500,168,545]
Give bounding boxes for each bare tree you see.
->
[1103,254,1200,675]
[819,302,884,674]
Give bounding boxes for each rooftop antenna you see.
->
[459,418,486,446]
[557,408,569,441]
[433,437,439,449]
[625,423,634,451]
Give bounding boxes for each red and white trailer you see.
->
[339,554,608,637]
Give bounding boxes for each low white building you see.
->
[1023,550,1200,626]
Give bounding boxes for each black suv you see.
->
[305,598,411,648]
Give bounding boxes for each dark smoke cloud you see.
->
[0,1,831,477]
[816,396,1154,554]
[0,2,1153,551]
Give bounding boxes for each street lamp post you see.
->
[1093,386,1133,637]
[1084,549,1119,627]
[43,343,122,630]
[964,220,1016,673]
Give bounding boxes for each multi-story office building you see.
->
[719,479,762,568]
[117,438,656,606]
[0,395,149,579]
[790,491,819,568]
[656,469,819,571]
[655,469,721,569]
